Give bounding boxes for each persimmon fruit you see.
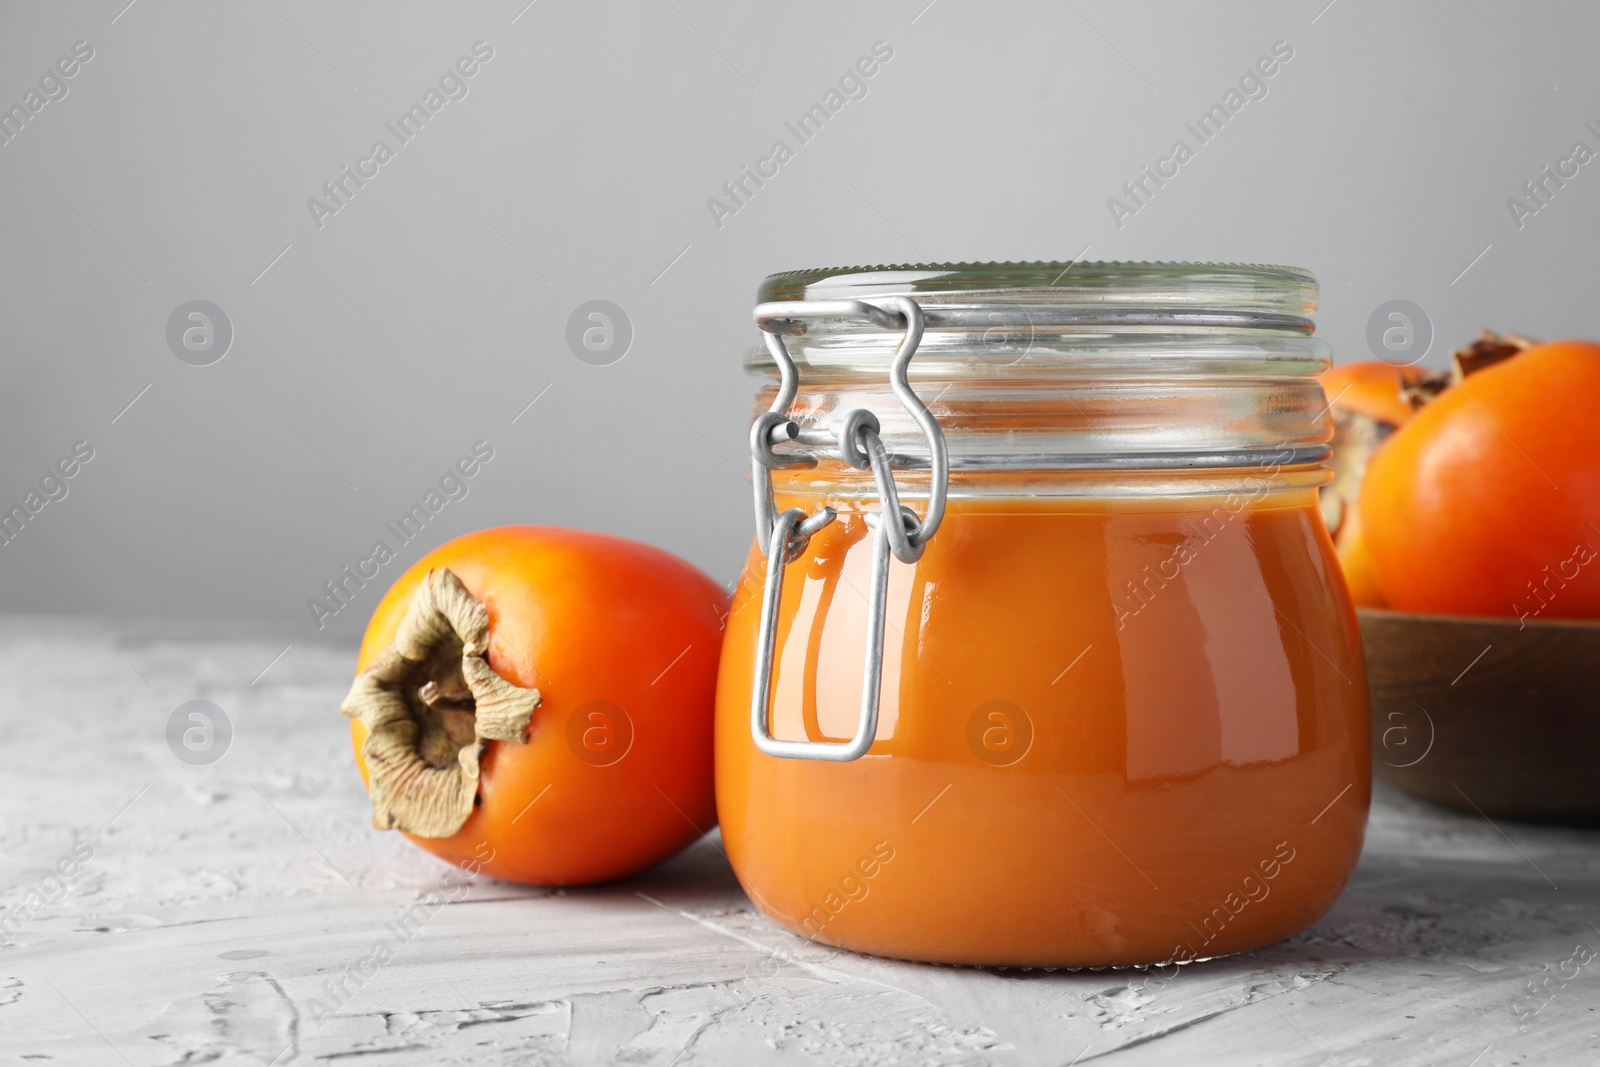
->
[1330,505,1385,608]
[1318,361,1427,429]
[342,526,729,885]
[1316,361,1426,607]
[1360,340,1600,619]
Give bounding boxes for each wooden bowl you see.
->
[1358,607,1600,823]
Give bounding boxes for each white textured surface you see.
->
[3,616,1598,1065]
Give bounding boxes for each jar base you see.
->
[763,914,1259,971]
[747,885,1334,971]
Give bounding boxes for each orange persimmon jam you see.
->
[717,481,1368,966]
[715,263,1370,967]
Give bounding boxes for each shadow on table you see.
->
[465,786,1595,988]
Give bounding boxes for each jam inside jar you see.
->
[715,262,1370,968]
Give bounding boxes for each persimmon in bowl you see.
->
[1320,334,1600,822]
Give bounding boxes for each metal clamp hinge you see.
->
[746,296,948,762]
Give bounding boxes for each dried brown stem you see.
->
[339,568,540,837]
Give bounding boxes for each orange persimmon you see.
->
[1360,340,1600,619]
[343,526,728,885]
[1331,506,1386,608]
[1317,361,1427,428]
[1316,361,1425,607]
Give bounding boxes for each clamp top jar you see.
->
[748,260,1332,484]
[717,261,1368,969]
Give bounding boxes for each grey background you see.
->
[2,0,1595,644]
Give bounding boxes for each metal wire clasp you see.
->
[747,296,949,762]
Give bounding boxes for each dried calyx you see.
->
[1400,329,1539,408]
[340,568,540,838]
[1321,329,1538,539]
[1321,406,1389,537]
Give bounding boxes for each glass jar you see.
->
[714,262,1370,968]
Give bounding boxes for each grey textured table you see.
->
[4,616,1598,1065]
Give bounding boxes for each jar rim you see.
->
[744,261,1332,475]
[745,259,1329,382]
[757,260,1319,318]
